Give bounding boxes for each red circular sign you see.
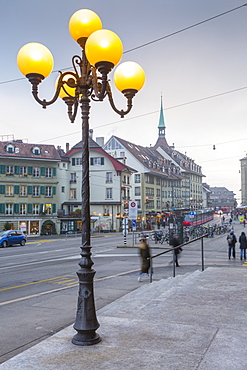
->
[130,201,136,207]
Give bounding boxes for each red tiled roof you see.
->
[0,141,61,160]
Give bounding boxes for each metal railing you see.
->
[149,234,208,283]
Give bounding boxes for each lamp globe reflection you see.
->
[17,8,145,346]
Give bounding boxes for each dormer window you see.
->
[6,144,15,153]
[32,146,41,155]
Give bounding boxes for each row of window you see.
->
[0,165,56,178]
[0,203,56,215]
[134,187,180,198]
[135,174,182,188]
[71,157,105,166]
[5,144,42,155]
[0,185,56,197]
[69,188,113,200]
[70,171,115,184]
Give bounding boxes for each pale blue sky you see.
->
[0,0,246,202]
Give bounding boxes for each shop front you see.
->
[18,219,42,235]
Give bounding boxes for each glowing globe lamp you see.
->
[69,9,102,42]
[56,72,76,98]
[114,61,145,92]
[85,29,123,69]
[17,42,54,78]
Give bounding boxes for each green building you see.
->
[0,140,60,235]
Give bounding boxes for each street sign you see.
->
[132,220,136,231]
[129,201,137,220]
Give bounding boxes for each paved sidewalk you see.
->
[1,264,247,369]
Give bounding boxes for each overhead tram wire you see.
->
[124,3,247,54]
[39,85,247,144]
[0,3,246,86]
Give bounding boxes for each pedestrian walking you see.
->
[243,219,246,228]
[239,231,247,260]
[138,236,151,281]
[170,234,182,267]
[227,230,237,259]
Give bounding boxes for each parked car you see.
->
[0,230,27,248]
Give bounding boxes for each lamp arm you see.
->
[27,72,68,109]
[106,83,133,118]
[90,67,108,101]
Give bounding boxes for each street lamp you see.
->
[17,8,145,346]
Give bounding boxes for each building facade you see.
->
[57,137,135,233]
[0,140,60,235]
[240,156,247,206]
[207,186,236,210]
[104,99,204,228]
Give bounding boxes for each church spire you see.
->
[158,96,165,138]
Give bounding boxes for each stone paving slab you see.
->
[1,267,247,370]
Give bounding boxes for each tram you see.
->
[172,208,214,227]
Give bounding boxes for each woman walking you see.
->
[239,231,247,260]
[138,236,151,281]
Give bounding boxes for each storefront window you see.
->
[30,221,39,235]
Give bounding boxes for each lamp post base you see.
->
[72,331,101,346]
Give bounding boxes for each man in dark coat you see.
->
[239,231,247,260]
[170,234,182,267]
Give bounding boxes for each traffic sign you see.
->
[129,201,137,220]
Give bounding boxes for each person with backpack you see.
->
[227,230,237,259]
[239,231,247,260]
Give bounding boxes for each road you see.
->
[0,221,245,363]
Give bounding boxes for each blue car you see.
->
[0,230,26,248]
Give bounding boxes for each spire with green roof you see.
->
[158,96,166,138]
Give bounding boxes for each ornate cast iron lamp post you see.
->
[17,9,145,346]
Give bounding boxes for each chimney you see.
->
[89,129,93,139]
[66,143,70,153]
[96,137,104,147]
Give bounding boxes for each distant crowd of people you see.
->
[137,221,247,282]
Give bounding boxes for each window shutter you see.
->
[0,185,5,194]
[14,166,20,175]
[14,185,19,194]
[101,157,104,165]
[27,186,32,194]
[53,186,56,195]
[40,167,46,176]
[90,158,94,165]
[14,203,19,214]
[0,204,5,213]
[40,186,45,195]
[52,167,56,177]
[28,166,33,175]
[0,165,6,174]
[52,204,56,214]
[72,158,75,166]
[27,204,32,214]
